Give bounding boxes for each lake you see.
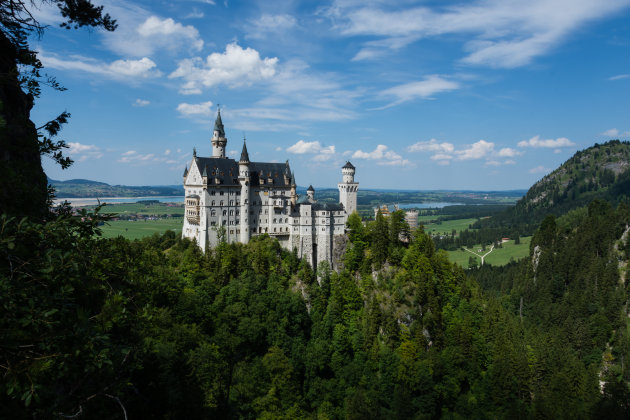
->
[53,196,185,206]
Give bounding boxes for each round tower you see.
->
[338,161,358,214]
[238,139,251,244]
[211,108,227,158]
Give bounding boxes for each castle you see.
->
[182,110,359,268]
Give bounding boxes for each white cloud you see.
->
[351,144,411,166]
[104,13,203,57]
[164,149,171,155]
[286,140,336,161]
[455,139,495,160]
[431,153,453,161]
[67,142,103,162]
[324,0,630,69]
[176,101,214,117]
[133,99,150,107]
[517,135,575,148]
[529,165,550,174]
[169,43,278,94]
[609,74,630,81]
[246,14,297,39]
[380,75,459,107]
[40,53,161,80]
[602,128,620,136]
[408,139,455,153]
[497,147,522,157]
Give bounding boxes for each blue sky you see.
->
[32,0,630,190]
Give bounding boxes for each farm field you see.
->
[446,236,532,268]
[100,219,183,240]
[422,218,478,236]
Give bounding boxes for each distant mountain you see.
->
[48,178,184,198]
[477,139,630,232]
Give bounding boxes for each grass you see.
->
[422,218,478,236]
[100,219,183,240]
[446,236,532,268]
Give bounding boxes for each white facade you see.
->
[182,111,358,268]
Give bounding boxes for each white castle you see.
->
[182,110,359,268]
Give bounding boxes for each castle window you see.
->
[230,230,234,234]
[230,200,234,206]
[274,228,276,232]
[230,221,234,225]
[211,221,216,226]
[211,210,216,216]
[236,210,239,215]
[230,210,234,216]
[211,191,215,196]
[220,201,224,206]
[212,200,215,206]
[223,210,227,216]
[222,220,226,225]
[220,192,224,196]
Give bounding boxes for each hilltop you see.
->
[476,140,630,232]
[48,178,184,198]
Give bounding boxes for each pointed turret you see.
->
[307,185,315,201]
[211,107,227,158]
[239,138,250,163]
[202,165,208,177]
[214,109,225,138]
[183,165,188,177]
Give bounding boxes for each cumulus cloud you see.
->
[169,43,278,94]
[40,53,161,79]
[133,99,150,107]
[67,142,103,162]
[286,140,336,161]
[118,150,183,165]
[351,144,411,166]
[455,139,495,160]
[497,147,522,157]
[176,101,214,116]
[408,139,455,153]
[517,135,575,148]
[324,0,630,68]
[380,75,459,107]
[104,13,203,57]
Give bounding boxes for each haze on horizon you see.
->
[33,0,630,190]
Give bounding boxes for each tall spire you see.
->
[239,137,250,163]
[214,107,225,138]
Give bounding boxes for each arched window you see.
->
[211,200,215,206]
[222,210,227,216]
[211,210,216,216]
[220,200,224,206]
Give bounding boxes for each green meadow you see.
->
[100,219,183,240]
[446,236,532,268]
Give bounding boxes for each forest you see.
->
[2,1,630,418]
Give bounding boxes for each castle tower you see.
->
[338,161,358,214]
[211,109,227,158]
[307,185,315,201]
[290,170,297,205]
[238,139,251,244]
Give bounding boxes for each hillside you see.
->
[49,178,184,198]
[476,140,630,233]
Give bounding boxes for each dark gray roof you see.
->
[240,140,250,163]
[183,166,188,177]
[194,157,292,187]
[342,161,355,169]
[296,195,310,204]
[202,165,208,177]
[307,185,314,191]
[214,110,225,137]
[313,203,344,211]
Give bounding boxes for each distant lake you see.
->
[53,196,185,207]
[396,202,463,209]
[54,197,462,209]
